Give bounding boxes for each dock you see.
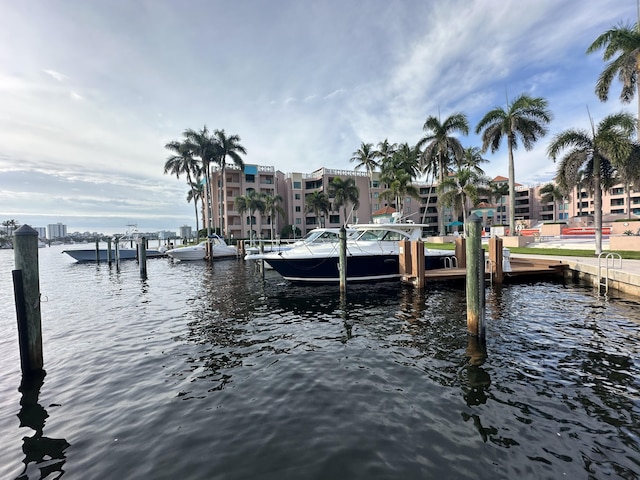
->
[420,257,567,283]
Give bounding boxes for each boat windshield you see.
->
[353,229,408,241]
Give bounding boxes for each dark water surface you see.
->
[1,245,639,479]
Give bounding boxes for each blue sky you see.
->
[0,0,637,234]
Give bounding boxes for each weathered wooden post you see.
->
[488,236,504,284]
[139,237,147,278]
[465,216,485,338]
[106,238,112,265]
[115,238,120,266]
[455,237,466,269]
[411,240,425,289]
[339,226,347,293]
[13,225,44,375]
[95,239,100,263]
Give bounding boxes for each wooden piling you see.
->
[339,226,347,293]
[107,238,112,265]
[399,239,411,277]
[95,239,100,263]
[115,239,120,266]
[455,237,466,269]
[139,237,147,278]
[13,225,44,374]
[465,216,485,338]
[411,240,425,288]
[488,236,504,284]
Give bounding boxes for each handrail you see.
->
[597,252,622,294]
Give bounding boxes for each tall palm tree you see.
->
[305,191,331,228]
[350,142,379,217]
[328,177,360,226]
[438,167,491,227]
[587,22,640,133]
[539,183,566,223]
[615,143,640,219]
[379,169,420,216]
[490,182,509,225]
[186,180,205,242]
[213,129,247,238]
[475,94,552,235]
[235,189,265,243]
[183,126,218,235]
[262,193,285,240]
[375,139,398,167]
[457,147,488,174]
[164,139,201,240]
[418,113,469,235]
[548,112,635,254]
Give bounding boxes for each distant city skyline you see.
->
[0,0,637,232]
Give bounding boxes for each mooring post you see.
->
[13,225,44,375]
[95,239,100,263]
[107,238,112,265]
[465,216,485,338]
[339,226,347,293]
[139,237,147,278]
[488,236,504,284]
[455,237,466,269]
[411,240,425,289]
[115,238,120,266]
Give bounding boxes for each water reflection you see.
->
[15,372,70,480]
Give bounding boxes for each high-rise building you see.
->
[47,223,67,239]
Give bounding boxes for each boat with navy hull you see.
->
[252,222,454,283]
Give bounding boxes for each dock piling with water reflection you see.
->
[12,225,44,375]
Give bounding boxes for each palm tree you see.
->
[183,126,218,235]
[539,183,566,223]
[587,22,640,133]
[490,182,509,226]
[475,94,552,235]
[418,113,469,235]
[305,191,331,228]
[379,169,420,216]
[375,139,398,166]
[457,147,488,174]
[213,129,247,238]
[164,139,201,240]
[262,193,285,240]
[615,143,640,219]
[350,142,379,217]
[186,180,205,242]
[328,177,360,226]
[548,112,635,254]
[438,167,491,228]
[2,219,19,237]
[235,189,265,243]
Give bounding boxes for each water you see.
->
[1,245,639,479]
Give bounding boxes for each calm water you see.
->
[1,245,639,479]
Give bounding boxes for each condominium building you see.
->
[203,164,638,239]
[47,222,67,240]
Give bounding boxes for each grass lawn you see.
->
[424,242,640,260]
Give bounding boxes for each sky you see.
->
[0,0,638,234]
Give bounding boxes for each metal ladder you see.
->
[597,252,622,294]
[443,255,458,269]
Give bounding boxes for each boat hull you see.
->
[264,252,452,283]
[63,248,165,262]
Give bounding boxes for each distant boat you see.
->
[62,226,165,262]
[167,235,237,261]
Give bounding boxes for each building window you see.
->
[329,215,340,224]
[295,193,301,200]
[245,174,255,183]
[372,181,379,188]
[610,187,624,195]
[295,206,301,212]
[293,181,301,189]
[295,218,301,225]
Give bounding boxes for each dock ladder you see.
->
[597,252,622,294]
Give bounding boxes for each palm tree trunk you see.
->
[438,159,446,235]
[507,135,516,236]
[627,184,632,219]
[594,155,603,255]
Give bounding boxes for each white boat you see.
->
[243,228,353,261]
[62,227,165,262]
[251,221,454,283]
[167,235,237,261]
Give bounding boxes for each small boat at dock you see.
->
[62,227,165,262]
[167,235,237,261]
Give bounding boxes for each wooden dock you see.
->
[420,258,567,283]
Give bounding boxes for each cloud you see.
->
[43,69,69,82]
